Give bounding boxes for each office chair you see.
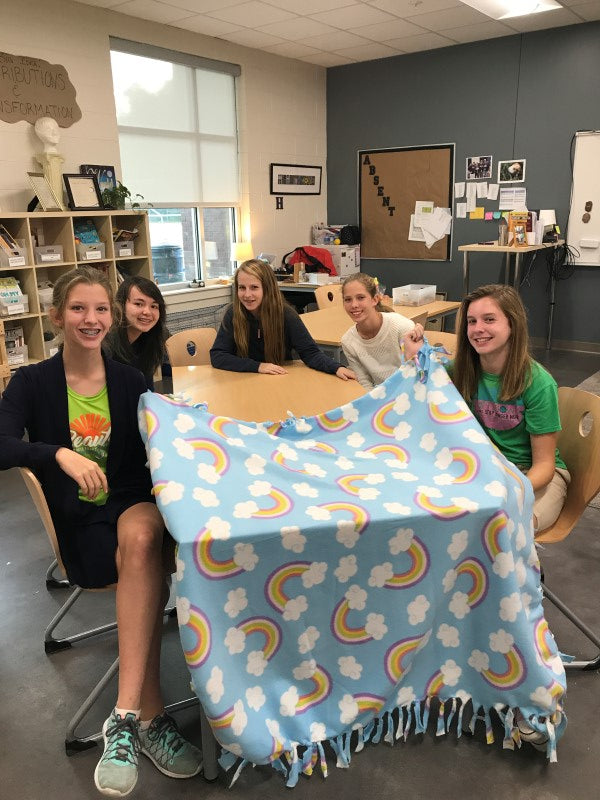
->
[18,468,210,763]
[165,327,217,367]
[314,283,343,309]
[536,386,600,670]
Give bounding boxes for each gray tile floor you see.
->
[1,348,599,800]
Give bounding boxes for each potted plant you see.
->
[101,181,148,210]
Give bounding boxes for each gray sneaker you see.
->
[139,712,203,779]
[94,711,140,797]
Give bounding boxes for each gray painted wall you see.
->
[327,22,600,346]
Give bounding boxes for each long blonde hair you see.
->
[454,284,532,403]
[232,260,286,364]
[341,272,393,313]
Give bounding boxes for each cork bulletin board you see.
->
[359,144,454,260]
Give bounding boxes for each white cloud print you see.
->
[306,505,331,521]
[339,694,359,725]
[233,543,258,571]
[158,481,184,506]
[434,448,453,470]
[407,594,430,625]
[389,528,414,554]
[293,482,319,498]
[490,628,514,654]
[276,442,298,460]
[248,480,272,497]
[485,480,507,500]
[368,562,394,588]
[392,392,410,415]
[449,591,470,620]
[174,413,195,433]
[233,500,259,518]
[231,699,248,737]
[431,366,450,387]
[224,587,247,618]
[280,526,306,553]
[298,626,320,654]
[492,551,515,579]
[302,561,327,588]
[383,502,411,515]
[283,595,308,621]
[499,592,522,622]
[246,650,268,676]
[337,519,360,548]
[463,428,489,444]
[206,516,231,540]
[173,438,195,460]
[246,686,266,712]
[451,496,479,512]
[393,421,412,441]
[358,487,380,500]
[468,650,489,672]
[338,655,362,680]
[341,403,359,422]
[174,556,185,583]
[347,432,365,448]
[303,463,326,478]
[197,463,220,484]
[206,666,224,704]
[365,612,388,640]
[345,584,367,610]
[447,530,469,560]
[440,659,462,686]
[335,554,358,583]
[224,626,246,654]
[244,454,266,475]
[293,659,316,680]
[437,623,459,647]
[392,472,418,484]
[176,595,190,625]
[192,487,219,507]
[149,447,163,472]
[420,432,437,452]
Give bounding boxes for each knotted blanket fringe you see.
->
[218,698,562,785]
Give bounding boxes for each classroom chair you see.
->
[536,386,600,670]
[314,283,343,309]
[165,327,217,367]
[18,467,207,760]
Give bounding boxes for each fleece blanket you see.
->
[138,346,566,783]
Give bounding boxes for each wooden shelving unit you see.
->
[0,210,152,376]
[0,319,10,391]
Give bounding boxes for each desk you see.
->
[458,241,564,295]
[302,300,460,347]
[173,362,364,421]
[141,353,566,781]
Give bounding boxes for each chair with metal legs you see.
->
[19,468,215,768]
[536,386,600,670]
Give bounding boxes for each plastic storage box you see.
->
[392,284,436,306]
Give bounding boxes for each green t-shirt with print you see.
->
[67,385,111,505]
[469,360,566,470]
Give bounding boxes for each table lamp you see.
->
[231,241,254,266]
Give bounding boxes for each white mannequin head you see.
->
[34,116,60,153]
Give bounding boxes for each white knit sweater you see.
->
[341,312,415,390]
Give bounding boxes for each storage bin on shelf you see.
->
[392,284,436,306]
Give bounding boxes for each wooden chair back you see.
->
[314,284,343,309]
[165,327,217,367]
[20,467,67,577]
[536,386,600,543]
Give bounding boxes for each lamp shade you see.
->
[231,241,254,262]
[539,210,556,226]
[204,241,218,261]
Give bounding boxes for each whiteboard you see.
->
[567,131,600,266]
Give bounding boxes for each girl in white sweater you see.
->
[341,273,422,390]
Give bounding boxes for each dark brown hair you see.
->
[453,283,532,403]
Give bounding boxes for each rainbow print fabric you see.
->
[138,347,566,782]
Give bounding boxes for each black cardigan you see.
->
[0,353,153,584]
[210,305,341,374]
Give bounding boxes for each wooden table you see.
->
[172,362,365,422]
[301,300,461,347]
[458,240,564,295]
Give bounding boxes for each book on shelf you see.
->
[5,325,24,350]
[112,226,138,242]
[73,218,101,245]
[0,224,20,254]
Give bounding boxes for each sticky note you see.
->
[485,212,493,221]
[470,207,484,220]
[493,211,501,219]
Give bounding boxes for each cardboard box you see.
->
[318,244,360,278]
[392,284,436,306]
[306,273,339,286]
[115,241,135,257]
[76,242,106,261]
[35,245,64,264]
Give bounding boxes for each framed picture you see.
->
[27,172,63,211]
[466,155,492,180]
[80,164,116,194]
[270,163,322,195]
[63,174,104,210]
[498,159,526,183]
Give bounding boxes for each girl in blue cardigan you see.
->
[0,267,200,797]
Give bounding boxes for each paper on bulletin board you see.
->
[466,183,477,212]
[454,182,465,198]
[484,212,493,220]
[499,186,527,210]
[487,183,499,200]
[469,207,484,220]
[408,215,425,242]
[456,203,467,218]
[476,183,488,198]
[419,207,452,248]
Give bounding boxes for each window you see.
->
[109,39,241,287]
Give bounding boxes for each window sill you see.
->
[162,282,232,311]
